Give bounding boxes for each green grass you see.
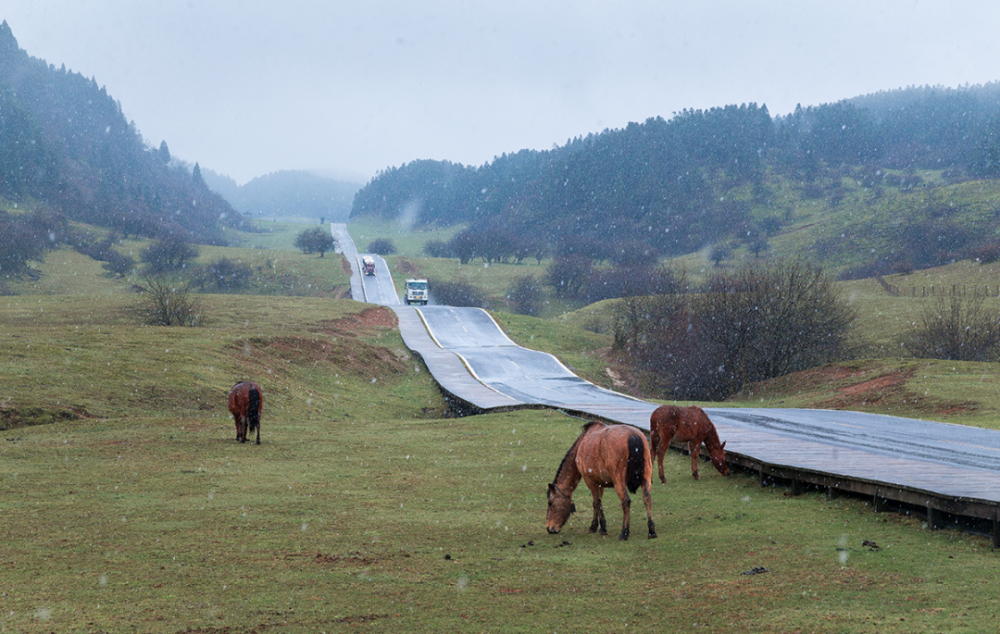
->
[347,217,465,257]
[6,221,1000,631]
[3,365,999,631]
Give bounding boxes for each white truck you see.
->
[404,278,428,305]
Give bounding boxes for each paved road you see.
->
[355,254,400,306]
[333,223,1000,483]
[332,224,400,305]
[416,305,1000,473]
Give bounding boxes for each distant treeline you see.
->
[0,21,246,245]
[351,82,1000,261]
[202,169,360,223]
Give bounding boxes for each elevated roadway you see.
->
[332,224,1000,539]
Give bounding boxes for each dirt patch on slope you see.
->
[815,367,915,409]
[741,363,977,418]
[312,306,398,336]
[235,308,406,379]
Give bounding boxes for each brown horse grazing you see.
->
[228,381,263,445]
[546,421,657,541]
[649,405,729,483]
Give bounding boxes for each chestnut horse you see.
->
[649,405,729,483]
[228,381,263,444]
[546,421,657,541]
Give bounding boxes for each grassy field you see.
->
[3,222,1000,631]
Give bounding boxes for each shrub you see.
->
[133,275,204,326]
[546,255,593,298]
[197,258,253,291]
[506,276,543,316]
[903,295,1000,362]
[367,238,397,255]
[0,210,56,276]
[422,239,452,258]
[141,234,200,273]
[429,279,488,308]
[294,226,336,257]
[617,259,854,400]
[103,251,136,277]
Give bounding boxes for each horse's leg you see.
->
[586,483,607,535]
[689,441,701,479]
[613,482,632,541]
[654,430,669,484]
[642,481,657,539]
[255,418,260,445]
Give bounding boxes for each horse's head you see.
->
[710,440,731,476]
[546,483,576,534]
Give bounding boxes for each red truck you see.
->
[362,256,376,276]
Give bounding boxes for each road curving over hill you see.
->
[332,223,1000,538]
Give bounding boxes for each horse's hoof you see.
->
[693,473,700,480]
[648,532,658,539]
[618,534,629,541]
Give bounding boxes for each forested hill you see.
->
[351,83,1000,272]
[0,21,247,244]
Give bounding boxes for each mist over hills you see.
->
[202,169,360,224]
[0,21,246,245]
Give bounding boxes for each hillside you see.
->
[350,84,1000,278]
[0,21,246,244]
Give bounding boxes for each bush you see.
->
[423,240,452,258]
[580,264,685,304]
[367,238,396,255]
[141,234,200,273]
[903,295,1000,361]
[506,276,543,316]
[618,259,854,400]
[196,258,253,291]
[133,275,204,326]
[103,251,136,277]
[546,255,593,298]
[428,279,488,308]
[294,227,336,257]
[0,210,57,277]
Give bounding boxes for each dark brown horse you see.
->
[546,421,657,541]
[228,381,263,444]
[649,405,729,483]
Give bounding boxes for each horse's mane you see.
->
[552,421,604,483]
[701,413,723,449]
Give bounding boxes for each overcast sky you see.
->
[5,1,1000,185]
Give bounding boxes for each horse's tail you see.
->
[626,433,646,494]
[248,387,261,432]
